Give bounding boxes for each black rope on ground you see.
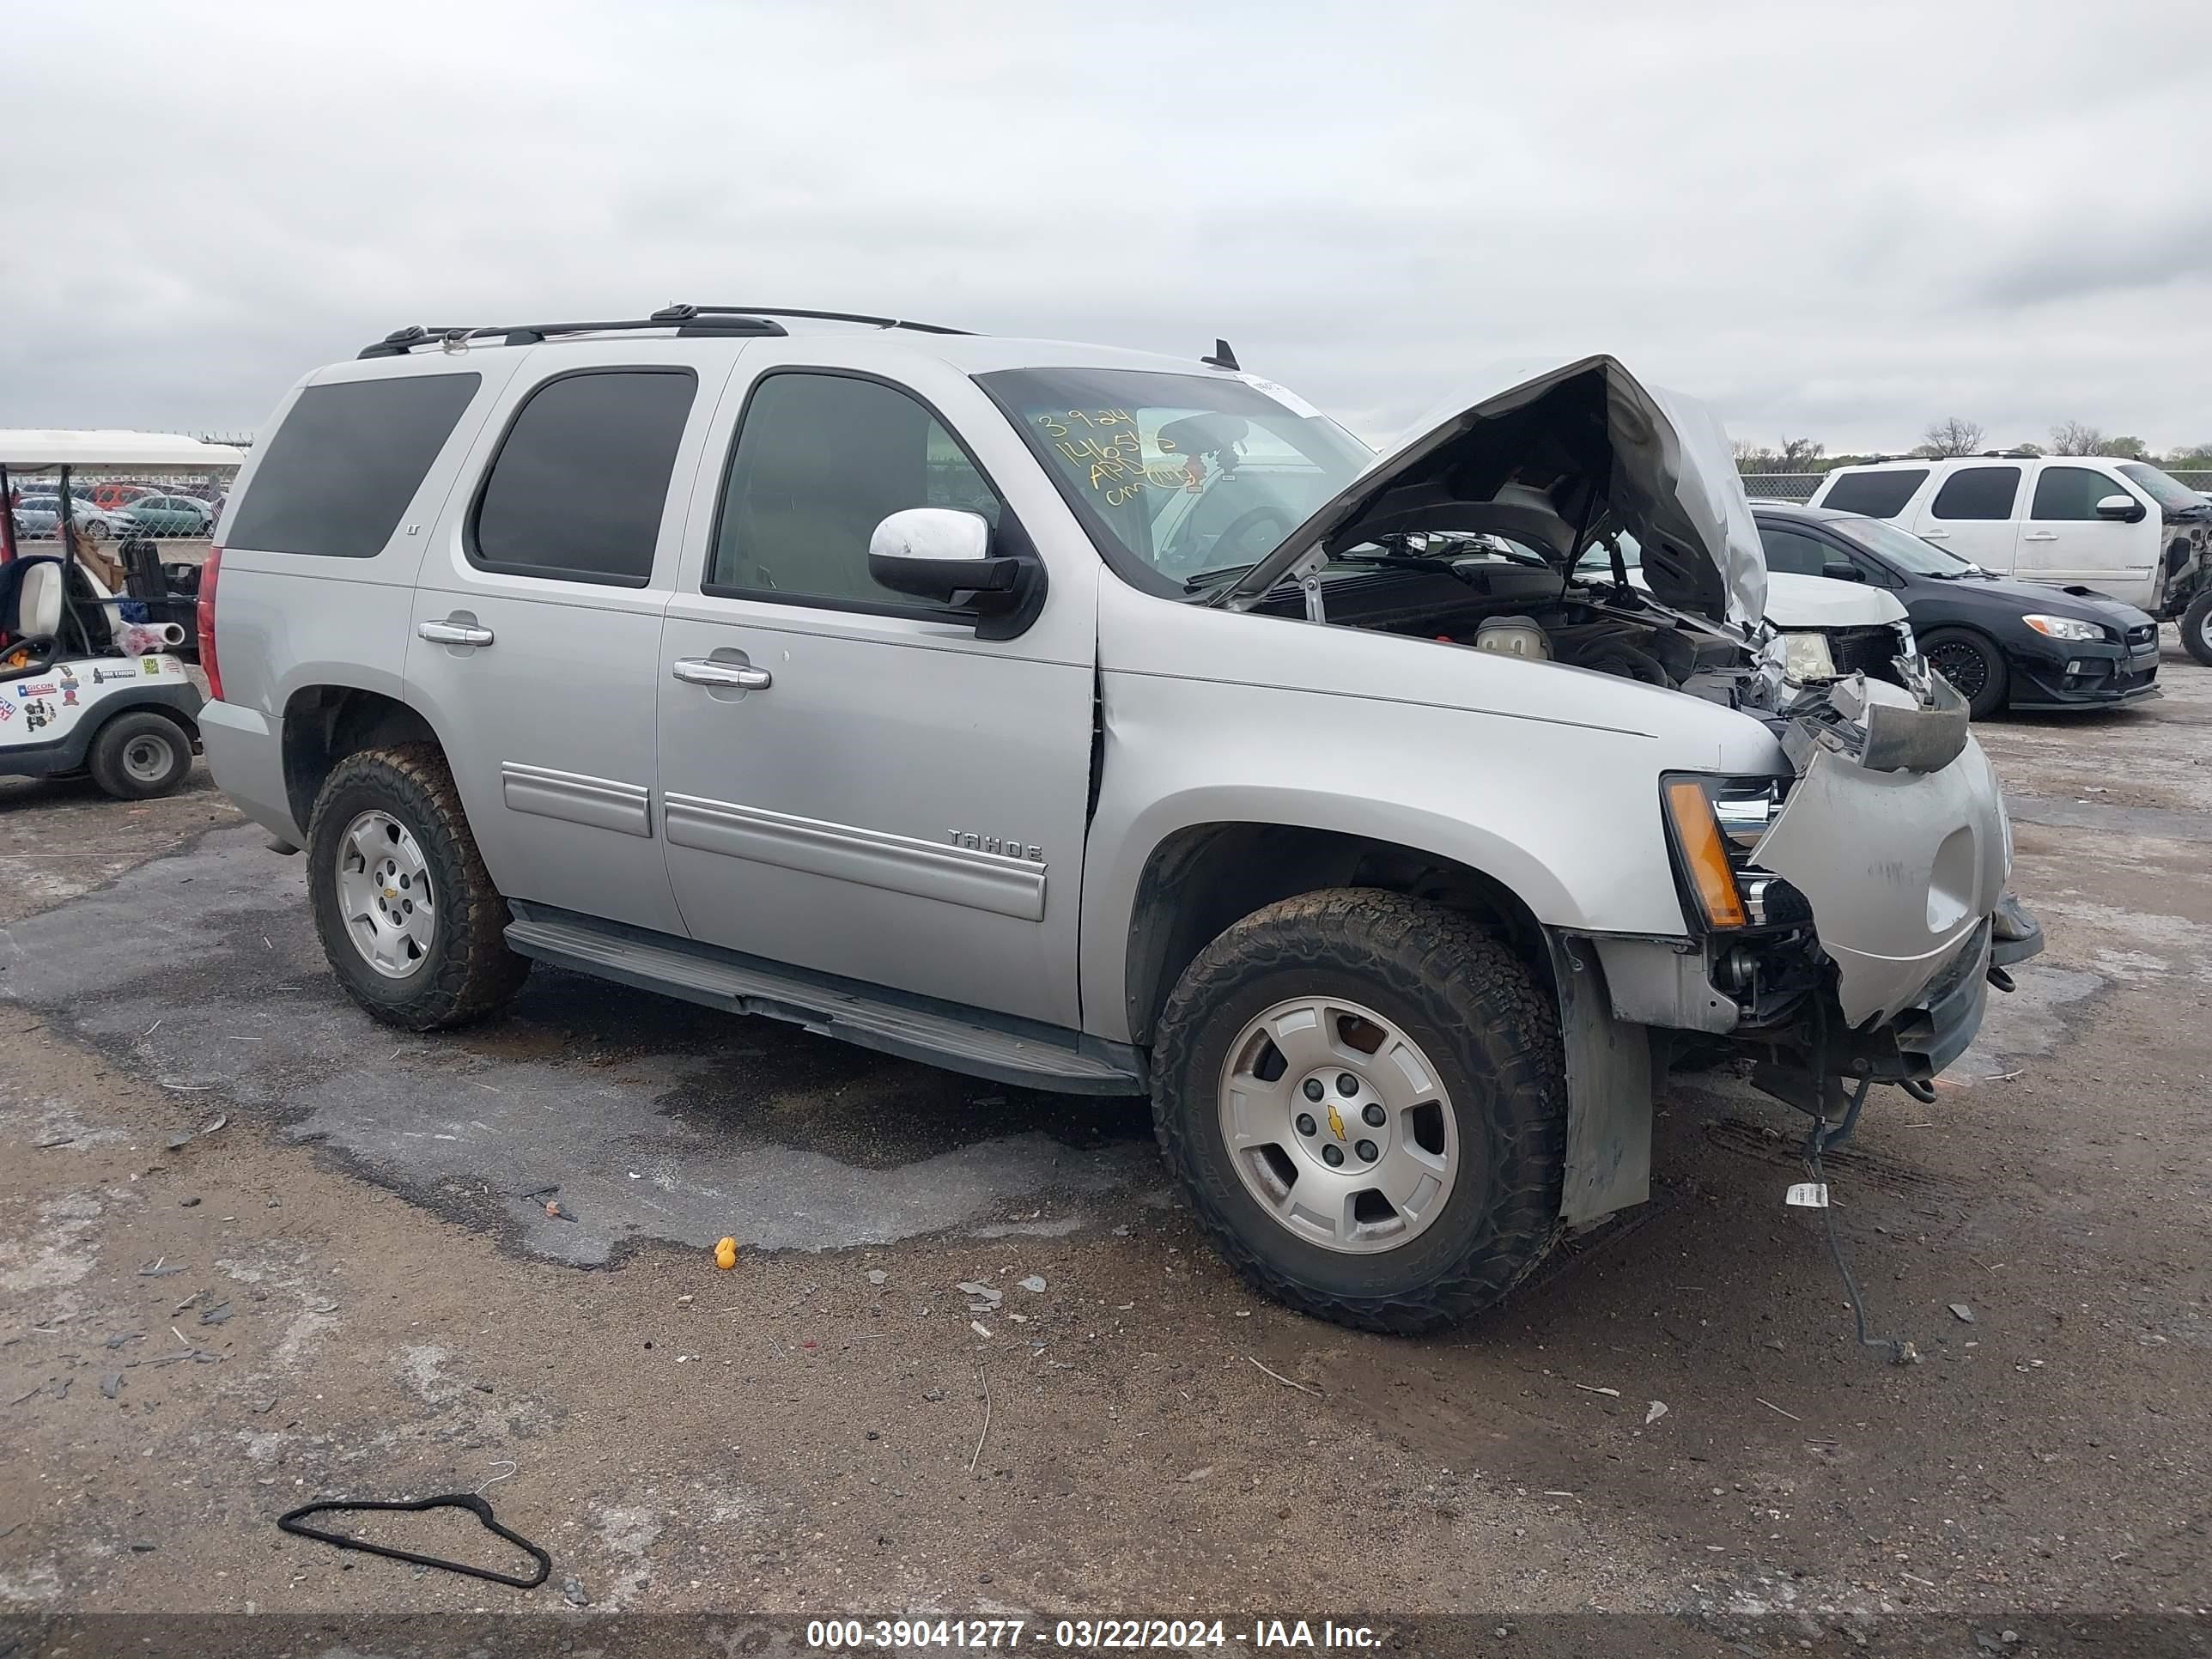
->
[1804,1077,1917,1366]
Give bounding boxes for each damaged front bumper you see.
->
[1560,671,2044,1219]
[1752,674,2005,1028]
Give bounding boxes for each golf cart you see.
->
[2,430,244,799]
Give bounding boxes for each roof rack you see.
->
[358,303,974,359]
[682,306,973,337]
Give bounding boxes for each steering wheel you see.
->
[1211,504,1293,561]
[1,635,58,676]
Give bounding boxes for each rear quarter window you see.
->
[1820,468,1929,518]
[225,373,481,558]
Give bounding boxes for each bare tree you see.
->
[1775,436,1826,472]
[1921,417,1985,457]
[2051,421,2106,456]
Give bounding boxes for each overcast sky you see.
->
[6,0,2209,454]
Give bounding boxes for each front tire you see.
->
[307,744,529,1030]
[88,710,192,799]
[1922,627,2008,719]
[2181,590,2212,668]
[1151,889,1567,1334]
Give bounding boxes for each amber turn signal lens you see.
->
[1664,779,1747,930]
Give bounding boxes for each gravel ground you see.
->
[1,639,2206,1647]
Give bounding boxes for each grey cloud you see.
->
[1976,214,2212,309]
[3,0,2210,454]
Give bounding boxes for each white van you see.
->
[1808,454,2212,664]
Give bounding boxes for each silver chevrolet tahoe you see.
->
[199,306,2040,1333]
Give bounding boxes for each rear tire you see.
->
[1922,627,2008,719]
[2181,590,2212,668]
[88,710,192,799]
[1150,888,1567,1334]
[307,744,529,1030]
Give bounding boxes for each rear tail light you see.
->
[197,546,222,701]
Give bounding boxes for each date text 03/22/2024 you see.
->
[805,1619,1382,1650]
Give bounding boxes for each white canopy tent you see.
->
[0,429,246,477]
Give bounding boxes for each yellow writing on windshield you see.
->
[1041,412,1189,506]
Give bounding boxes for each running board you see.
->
[503,912,1144,1096]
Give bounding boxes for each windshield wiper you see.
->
[1183,563,1257,592]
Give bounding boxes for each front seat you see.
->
[0,556,65,672]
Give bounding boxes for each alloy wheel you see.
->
[335,810,435,979]
[1216,994,1460,1254]
[1927,641,1988,699]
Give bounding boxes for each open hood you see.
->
[1215,356,1767,629]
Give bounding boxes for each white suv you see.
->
[1809,453,2212,663]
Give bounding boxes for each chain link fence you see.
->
[6,464,231,551]
[3,455,242,664]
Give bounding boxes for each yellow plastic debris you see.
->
[713,1237,738,1271]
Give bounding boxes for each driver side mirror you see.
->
[2094,493,2146,523]
[866,508,1042,632]
[1821,560,1867,583]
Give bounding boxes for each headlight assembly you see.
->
[2022,614,2105,642]
[1778,630,1838,684]
[1662,776,1800,933]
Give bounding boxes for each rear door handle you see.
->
[2021,532,2059,542]
[672,657,773,690]
[418,618,494,646]
[1919,530,1951,539]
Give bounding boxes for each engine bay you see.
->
[1256,548,1762,705]
[1252,539,1929,725]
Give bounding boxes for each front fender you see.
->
[1082,669,1730,1045]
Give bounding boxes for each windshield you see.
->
[979,367,1371,590]
[2116,463,2208,514]
[1826,514,1978,576]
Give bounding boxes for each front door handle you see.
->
[418,618,494,647]
[672,657,773,690]
[2021,532,2059,542]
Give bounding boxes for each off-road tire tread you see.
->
[307,743,528,1031]
[1152,888,1566,1334]
[2180,590,2212,669]
[87,709,192,799]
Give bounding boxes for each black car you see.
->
[1752,502,2162,718]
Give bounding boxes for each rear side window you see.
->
[1929,465,2021,521]
[471,368,696,587]
[226,373,479,557]
[2031,465,2129,521]
[1820,468,1927,518]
